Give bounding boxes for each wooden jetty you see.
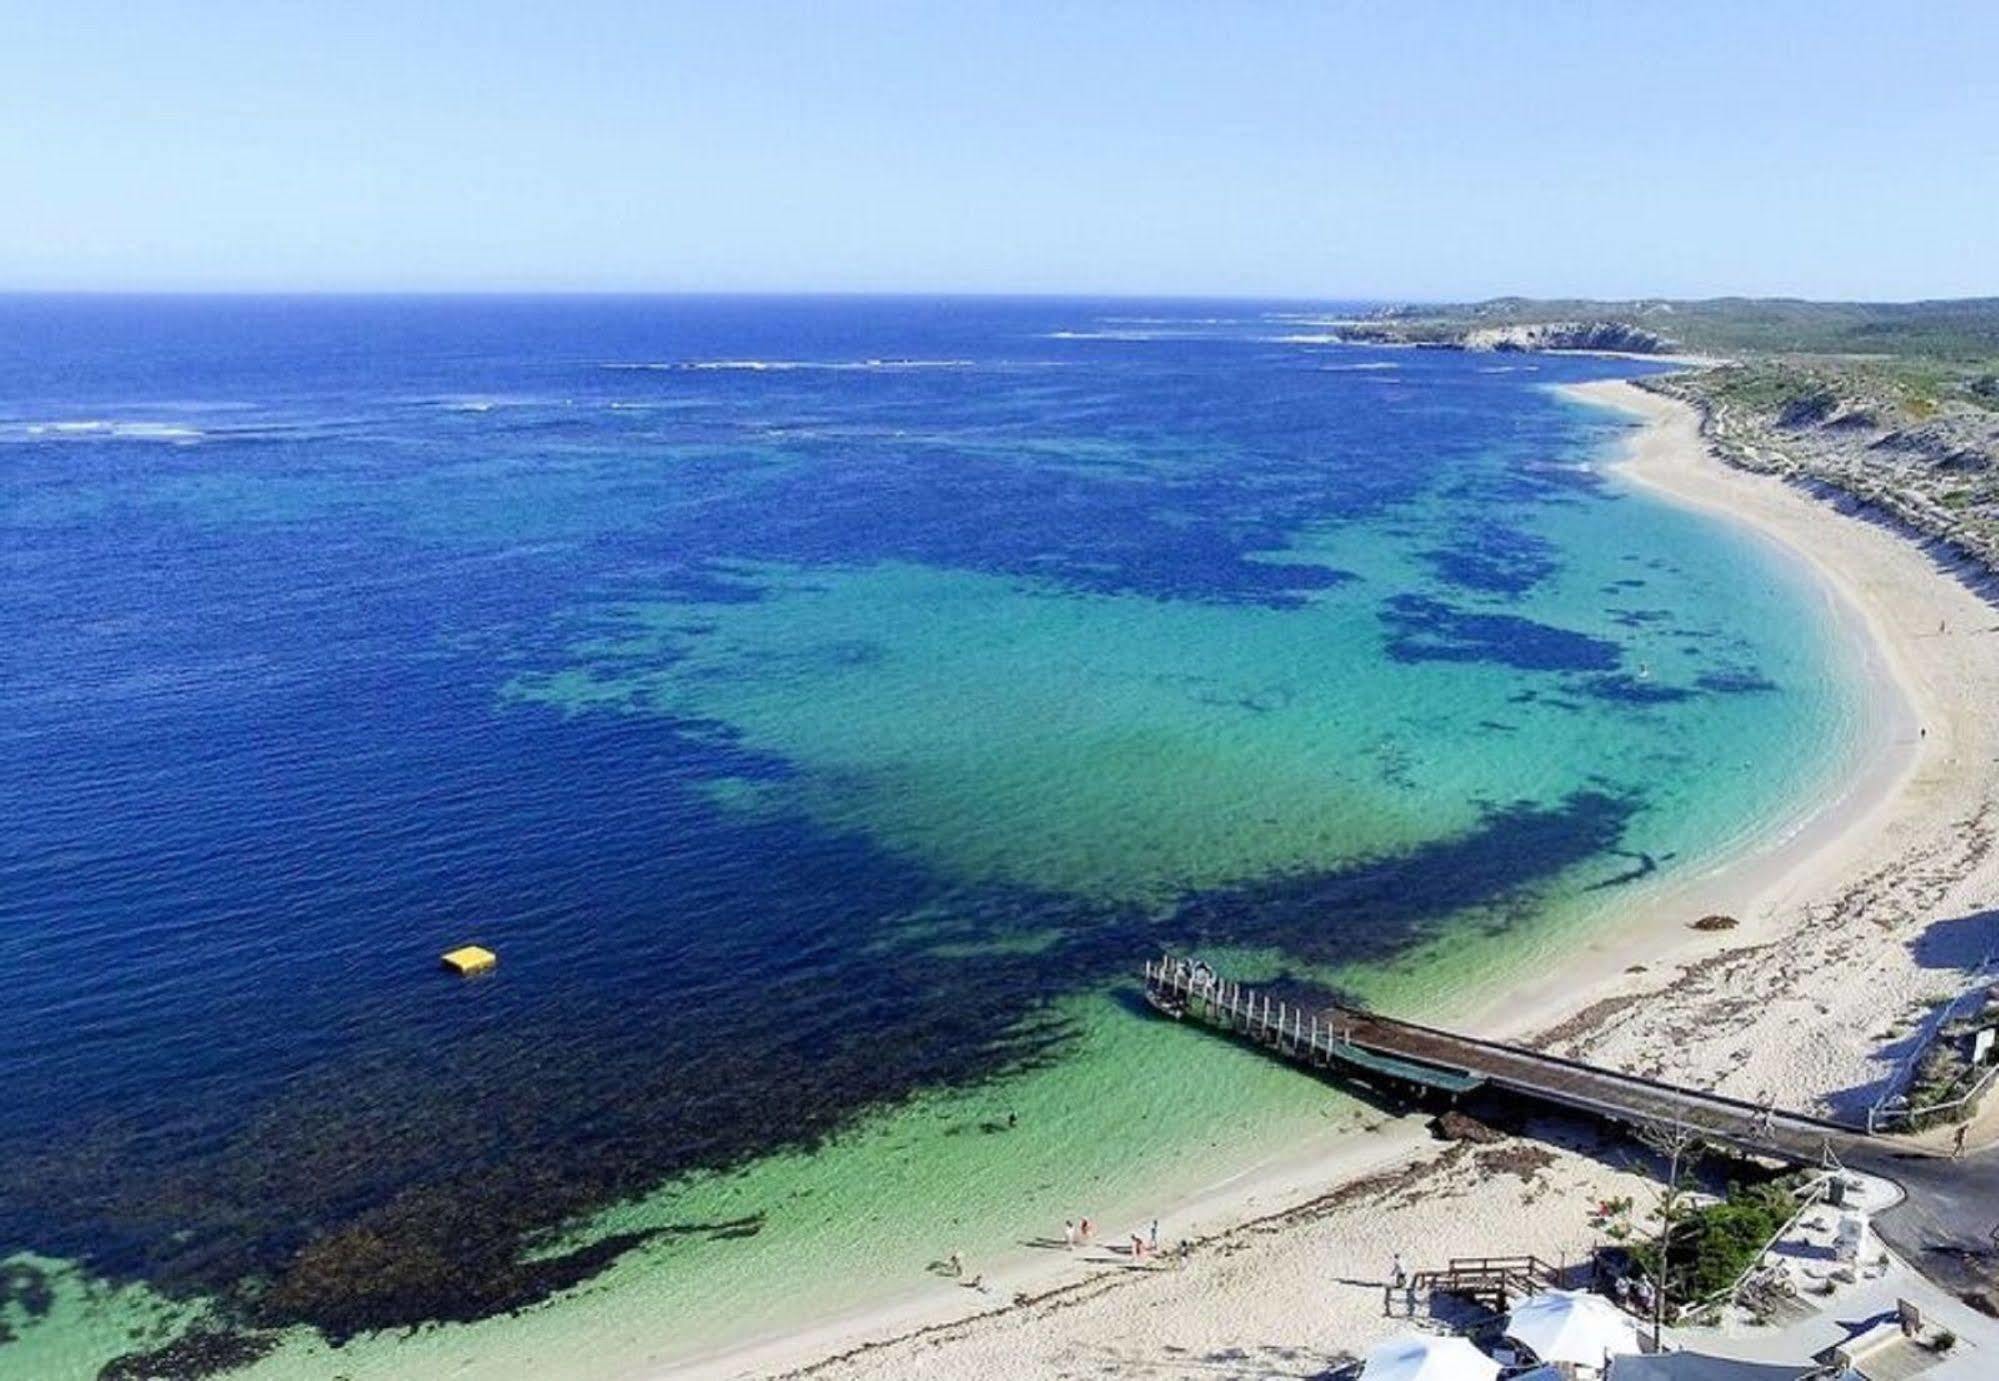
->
[1142,953,1874,1167]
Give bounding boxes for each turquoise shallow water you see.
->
[0,299,1863,1377]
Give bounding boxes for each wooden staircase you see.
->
[1399,1254,1564,1315]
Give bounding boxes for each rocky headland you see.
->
[1325,297,1999,579]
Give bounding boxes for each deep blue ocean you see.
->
[0,297,1858,1375]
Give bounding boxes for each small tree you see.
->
[1630,1117,1706,1349]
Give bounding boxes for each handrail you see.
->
[1147,953,1864,1145]
[1343,1001,1858,1135]
[1869,1061,1999,1133]
[1866,956,1999,1133]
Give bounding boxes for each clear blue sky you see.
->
[5,1,1995,298]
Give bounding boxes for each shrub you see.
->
[1631,1181,1797,1305]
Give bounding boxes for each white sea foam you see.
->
[1476,365,1541,374]
[1042,330,1208,341]
[1096,316,1249,326]
[9,419,205,444]
[425,394,568,412]
[603,359,974,373]
[1317,362,1401,372]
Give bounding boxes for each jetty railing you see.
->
[1143,952,1873,1168]
[1141,955,1486,1096]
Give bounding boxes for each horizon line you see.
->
[2,288,1995,308]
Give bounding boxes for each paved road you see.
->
[1858,1142,1999,1298]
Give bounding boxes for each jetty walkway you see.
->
[1141,953,1999,1300]
[1142,953,1870,1166]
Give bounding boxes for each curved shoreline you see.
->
[1451,378,1927,1046]
[665,378,1999,1380]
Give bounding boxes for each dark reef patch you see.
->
[1582,848,1674,891]
[1607,607,1675,629]
[1380,594,1622,672]
[1420,521,1559,597]
[1697,669,1779,695]
[1167,790,1638,968]
[98,1329,279,1381]
[1579,673,1696,705]
[0,1260,54,1346]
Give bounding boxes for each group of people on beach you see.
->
[1061,1216,1162,1260]
[946,1214,1165,1295]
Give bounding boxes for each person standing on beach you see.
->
[948,1251,964,1278]
[1080,1217,1092,1243]
[1063,1219,1076,1249]
[1149,1218,1159,1253]
[1391,1253,1407,1289]
[1954,1124,1970,1159]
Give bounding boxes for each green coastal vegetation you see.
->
[1334,297,1999,571]
[1371,296,1999,361]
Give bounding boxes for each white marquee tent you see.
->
[1358,1333,1501,1381]
[1504,1289,1644,1369]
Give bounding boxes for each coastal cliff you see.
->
[1323,315,1676,355]
[1640,364,1999,574]
[1460,320,1675,353]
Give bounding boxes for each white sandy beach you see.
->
[665,379,1999,1381]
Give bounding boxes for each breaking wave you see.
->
[6,419,206,444]
[602,359,975,373]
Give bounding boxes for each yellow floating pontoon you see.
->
[441,944,498,976]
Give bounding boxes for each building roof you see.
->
[1607,1352,1818,1381]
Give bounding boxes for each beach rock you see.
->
[1691,914,1740,931]
[1432,1110,1506,1144]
